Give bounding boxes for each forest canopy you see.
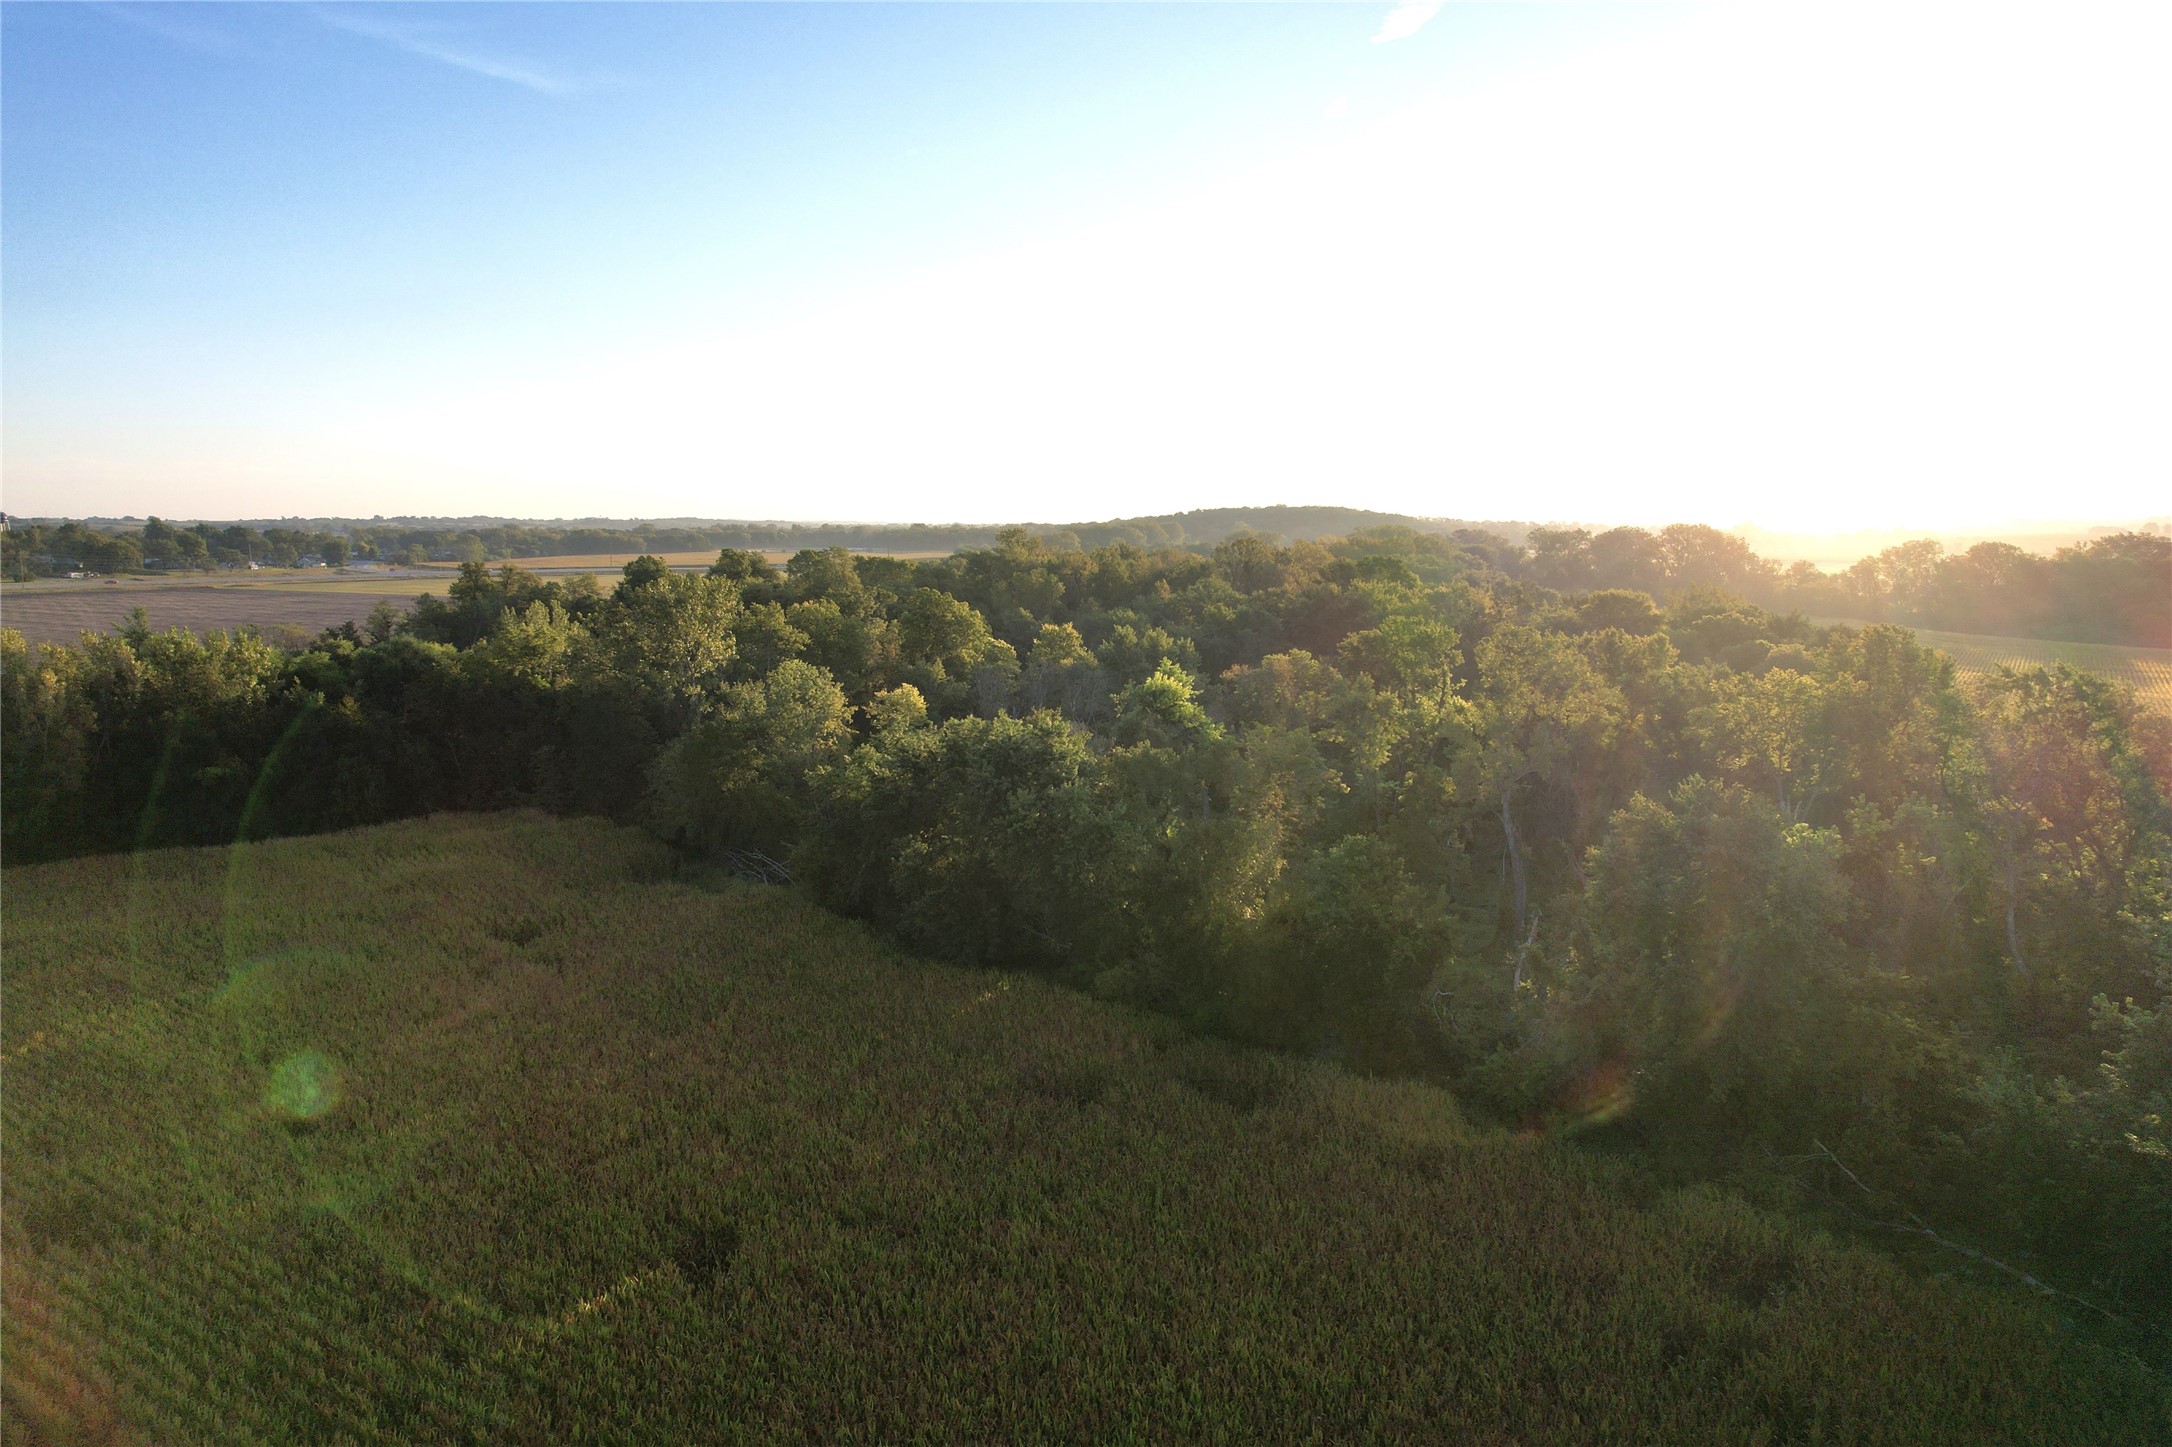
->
[6,511,2166,647]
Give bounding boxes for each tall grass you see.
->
[4,813,2164,1444]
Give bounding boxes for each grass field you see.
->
[4,813,2163,1445]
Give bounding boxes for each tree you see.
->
[465,601,586,691]
[1258,835,1450,1070]
[865,682,929,733]
[709,548,779,584]
[620,554,673,591]
[898,587,999,680]
[787,598,898,700]
[1096,622,1200,688]
[1019,623,1107,721]
[730,602,810,678]
[1573,590,1662,636]
[1693,667,1845,822]
[590,571,741,720]
[647,660,851,856]
[1968,665,2166,1025]
[1458,627,1624,946]
[801,710,1112,969]
[1339,615,1458,708]
[1575,779,1880,1152]
[1112,660,1221,750]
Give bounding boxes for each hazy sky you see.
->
[4,2,2166,528]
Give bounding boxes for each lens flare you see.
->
[265,1050,344,1120]
[1557,1052,1635,1130]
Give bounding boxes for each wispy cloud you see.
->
[89,2,251,58]
[1371,3,1441,46]
[316,7,600,95]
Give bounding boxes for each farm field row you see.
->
[1911,626,2172,710]
[3,812,2163,1445]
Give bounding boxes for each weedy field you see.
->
[3,814,2164,1445]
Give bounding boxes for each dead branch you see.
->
[1808,1140,2118,1321]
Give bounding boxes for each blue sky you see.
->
[4,3,2167,528]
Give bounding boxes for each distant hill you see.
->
[1040,505,1534,548]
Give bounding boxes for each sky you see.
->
[3,1,2167,530]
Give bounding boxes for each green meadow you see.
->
[4,812,2164,1445]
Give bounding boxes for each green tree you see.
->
[647,660,851,856]
[591,571,741,719]
[1693,667,1845,822]
[1338,615,1458,707]
[1457,627,1625,946]
[1576,779,1890,1153]
[709,547,779,584]
[802,710,1111,968]
[1112,660,1221,750]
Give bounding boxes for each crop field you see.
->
[409,549,955,571]
[1910,628,2172,712]
[0,579,441,646]
[4,814,2163,1445]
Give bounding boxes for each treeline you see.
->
[1,517,353,576]
[346,506,1507,560]
[5,526,2169,1350]
[1526,524,2172,647]
[12,509,2166,649]
[3,506,1472,578]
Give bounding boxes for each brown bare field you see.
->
[0,582,426,646]
[416,550,741,570]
